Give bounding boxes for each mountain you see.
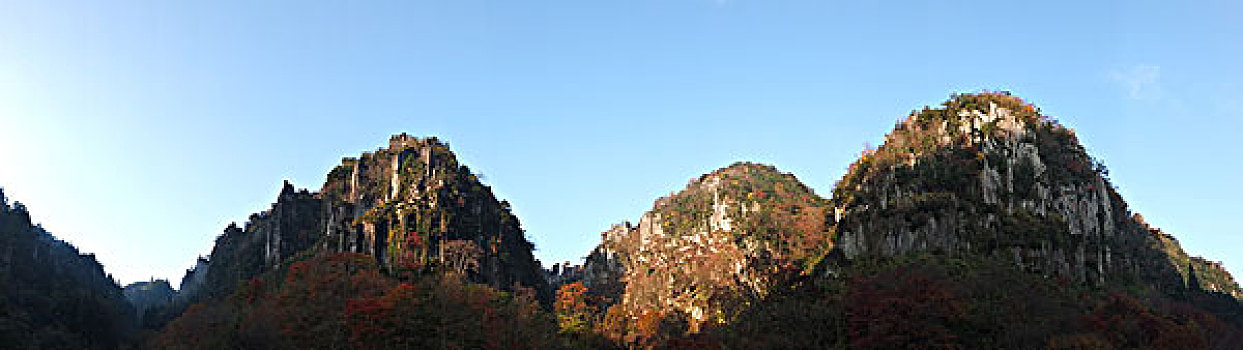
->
[549,162,833,347]
[137,185,324,328]
[0,188,137,349]
[147,134,559,348]
[550,92,1243,349]
[317,134,547,293]
[829,92,1240,298]
[159,134,549,308]
[182,182,323,303]
[713,92,1243,349]
[19,92,1234,349]
[122,279,175,326]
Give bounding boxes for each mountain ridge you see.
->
[545,92,1242,348]
[6,92,1239,349]
[0,188,137,349]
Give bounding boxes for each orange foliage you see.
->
[556,283,592,314]
[344,275,556,350]
[1076,294,1210,350]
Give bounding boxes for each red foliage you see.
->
[1077,294,1210,350]
[846,267,966,349]
[344,276,555,350]
[555,283,591,314]
[395,231,425,275]
[238,277,265,305]
[344,283,418,348]
[555,282,596,335]
[150,302,236,349]
[273,253,392,348]
[152,252,560,349]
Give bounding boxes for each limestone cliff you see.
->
[189,184,321,302]
[171,134,548,312]
[318,134,547,295]
[560,162,832,339]
[830,92,1240,298]
[179,181,323,302]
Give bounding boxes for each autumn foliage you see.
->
[344,276,556,350]
[555,283,595,334]
[151,252,561,350]
[846,267,967,349]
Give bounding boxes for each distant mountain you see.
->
[122,279,174,327]
[0,188,136,349]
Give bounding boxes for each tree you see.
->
[344,276,560,350]
[846,267,966,349]
[555,283,595,334]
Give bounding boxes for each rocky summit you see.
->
[829,92,1240,298]
[549,162,834,345]
[318,134,546,294]
[159,134,549,321]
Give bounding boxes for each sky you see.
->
[0,0,1239,286]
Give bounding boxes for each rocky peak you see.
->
[263,181,323,269]
[567,162,832,341]
[174,134,549,313]
[544,222,631,301]
[831,92,1236,298]
[319,134,548,296]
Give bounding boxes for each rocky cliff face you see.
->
[562,163,832,339]
[173,133,548,310]
[261,181,324,269]
[318,134,547,295]
[176,257,208,301]
[177,181,324,302]
[830,92,1239,297]
[123,279,175,324]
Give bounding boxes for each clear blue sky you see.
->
[1,1,1239,286]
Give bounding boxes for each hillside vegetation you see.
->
[15,92,1236,349]
[0,189,136,349]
